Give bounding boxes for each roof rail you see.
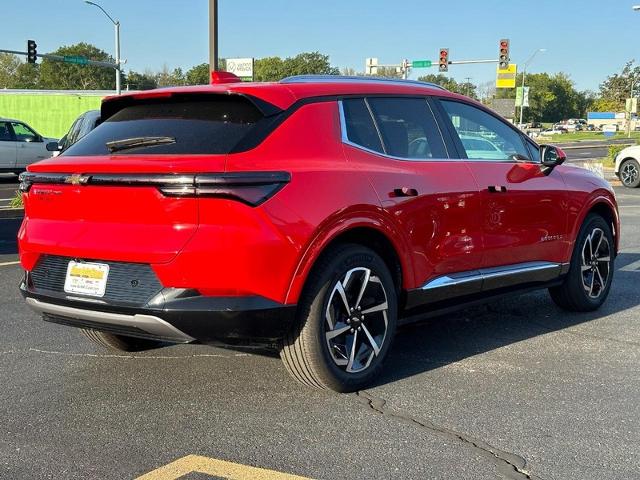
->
[280,75,448,91]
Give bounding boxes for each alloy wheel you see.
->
[621,161,639,187]
[324,267,389,373]
[581,228,611,299]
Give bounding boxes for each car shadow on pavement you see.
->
[0,218,21,255]
[0,174,19,184]
[374,252,640,388]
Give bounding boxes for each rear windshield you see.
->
[63,96,263,156]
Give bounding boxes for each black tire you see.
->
[280,244,397,392]
[619,158,640,188]
[81,329,163,352]
[549,214,614,312]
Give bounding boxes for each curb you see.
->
[0,208,24,220]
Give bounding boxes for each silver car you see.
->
[0,118,57,174]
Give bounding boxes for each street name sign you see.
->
[63,55,88,65]
[412,60,432,68]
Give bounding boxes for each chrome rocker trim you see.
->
[25,297,195,343]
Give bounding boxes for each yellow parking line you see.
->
[136,455,314,480]
[0,261,20,267]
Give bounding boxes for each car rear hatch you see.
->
[19,92,279,268]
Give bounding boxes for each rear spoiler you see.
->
[100,91,283,122]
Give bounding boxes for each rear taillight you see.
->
[19,171,290,207]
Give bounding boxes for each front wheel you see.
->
[549,214,614,312]
[280,244,397,392]
[620,159,640,188]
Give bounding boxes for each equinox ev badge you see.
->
[65,174,90,186]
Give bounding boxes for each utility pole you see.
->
[464,77,472,96]
[518,48,545,127]
[209,0,219,73]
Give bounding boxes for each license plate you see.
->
[63,261,109,297]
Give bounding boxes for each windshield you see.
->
[63,96,263,156]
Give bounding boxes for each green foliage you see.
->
[608,144,626,162]
[185,63,211,85]
[417,74,478,99]
[125,70,157,90]
[39,43,115,90]
[254,52,338,81]
[0,53,22,88]
[598,61,640,112]
[10,191,23,209]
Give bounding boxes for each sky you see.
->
[2,0,639,91]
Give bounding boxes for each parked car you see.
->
[47,110,101,156]
[18,74,619,392]
[614,145,640,188]
[0,118,57,174]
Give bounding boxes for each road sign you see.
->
[412,60,432,68]
[226,57,254,81]
[626,98,638,113]
[63,55,88,65]
[496,63,517,89]
[602,124,617,137]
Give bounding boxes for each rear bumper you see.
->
[20,282,296,348]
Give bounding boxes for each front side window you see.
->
[440,100,530,161]
[367,97,447,160]
[11,122,38,142]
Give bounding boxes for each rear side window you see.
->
[367,97,447,160]
[64,96,263,156]
[342,98,384,153]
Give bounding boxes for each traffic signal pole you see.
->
[209,0,219,73]
[0,48,119,69]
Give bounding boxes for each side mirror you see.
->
[46,141,60,152]
[540,145,567,168]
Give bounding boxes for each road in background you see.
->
[0,186,638,479]
[0,174,19,209]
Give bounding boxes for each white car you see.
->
[0,118,57,174]
[614,145,640,188]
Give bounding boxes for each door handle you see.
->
[393,187,418,197]
[487,185,507,193]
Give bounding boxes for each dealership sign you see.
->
[226,58,254,81]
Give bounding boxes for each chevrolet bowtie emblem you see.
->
[65,174,90,185]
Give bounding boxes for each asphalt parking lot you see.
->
[1,185,639,480]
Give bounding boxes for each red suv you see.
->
[18,74,619,392]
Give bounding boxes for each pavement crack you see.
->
[2,347,249,359]
[355,390,548,480]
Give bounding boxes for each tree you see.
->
[417,74,478,99]
[156,65,185,87]
[185,63,210,85]
[125,70,157,90]
[596,61,640,112]
[254,52,338,81]
[12,63,40,89]
[39,43,115,90]
[371,66,402,79]
[0,53,22,88]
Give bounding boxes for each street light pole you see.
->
[85,1,121,94]
[518,48,545,127]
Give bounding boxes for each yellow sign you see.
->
[496,63,518,89]
[137,455,314,480]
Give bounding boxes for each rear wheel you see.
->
[280,244,397,392]
[81,329,163,352]
[549,214,614,312]
[620,159,640,188]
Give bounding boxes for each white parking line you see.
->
[620,260,640,272]
[0,261,20,267]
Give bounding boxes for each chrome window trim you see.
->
[338,98,536,164]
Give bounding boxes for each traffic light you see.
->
[27,40,37,64]
[439,48,449,72]
[498,39,509,69]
